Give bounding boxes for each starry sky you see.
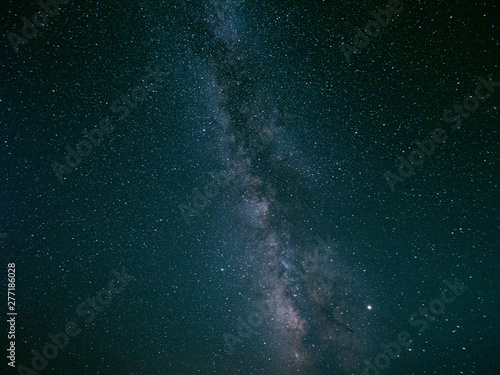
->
[0,0,499,374]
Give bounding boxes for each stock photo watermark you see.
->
[178,107,292,225]
[178,169,233,225]
[7,263,17,369]
[223,235,337,354]
[51,65,168,183]
[16,267,135,375]
[364,277,467,374]
[223,284,278,354]
[6,0,72,54]
[384,72,498,192]
[340,0,403,63]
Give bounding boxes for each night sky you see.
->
[1,0,499,374]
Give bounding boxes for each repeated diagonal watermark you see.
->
[223,235,338,354]
[51,65,168,183]
[179,107,294,225]
[364,277,467,374]
[340,0,404,63]
[16,268,135,375]
[383,72,498,192]
[6,0,72,54]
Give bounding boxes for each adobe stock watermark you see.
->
[16,268,135,375]
[384,72,499,192]
[364,277,467,375]
[223,235,338,354]
[223,283,278,354]
[51,65,168,183]
[340,0,403,63]
[178,168,233,225]
[6,0,72,54]
[179,107,293,225]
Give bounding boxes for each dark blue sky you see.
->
[1,1,498,374]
